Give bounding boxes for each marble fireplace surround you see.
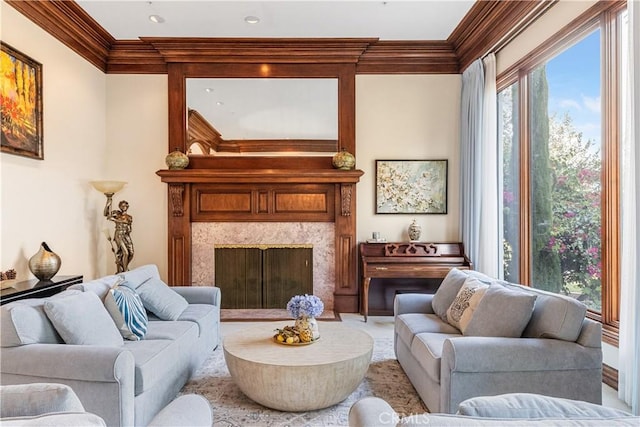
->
[192,222,336,310]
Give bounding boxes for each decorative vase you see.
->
[408,219,422,241]
[28,242,61,281]
[165,148,189,170]
[295,315,320,340]
[332,149,355,170]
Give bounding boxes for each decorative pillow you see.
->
[43,291,124,346]
[456,393,634,418]
[463,283,537,337]
[445,277,489,332]
[1,301,62,347]
[136,278,188,321]
[104,279,148,340]
[432,268,469,322]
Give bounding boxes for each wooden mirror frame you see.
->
[168,62,356,170]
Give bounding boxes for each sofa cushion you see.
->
[119,264,161,289]
[501,282,587,342]
[125,321,198,394]
[463,284,537,338]
[1,412,107,426]
[104,280,148,341]
[43,291,124,346]
[137,278,189,321]
[446,278,489,333]
[177,304,219,338]
[1,300,62,347]
[456,393,634,419]
[68,275,119,299]
[0,383,85,418]
[411,333,460,383]
[396,313,460,349]
[433,269,493,323]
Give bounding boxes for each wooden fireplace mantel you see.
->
[156,168,364,312]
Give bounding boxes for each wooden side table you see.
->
[0,275,83,305]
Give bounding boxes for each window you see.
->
[497,3,625,344]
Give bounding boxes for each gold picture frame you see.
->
[1,42,43,160]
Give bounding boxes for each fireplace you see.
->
[193,224,335,310]
[157,168,363,312]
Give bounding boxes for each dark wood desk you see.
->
[359,242,471,321]
[0,275,83,305]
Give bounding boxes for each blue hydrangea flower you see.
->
[286,294,324,318]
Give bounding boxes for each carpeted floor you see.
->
[180,335,426,426]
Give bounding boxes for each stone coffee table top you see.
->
[223,321,374,411]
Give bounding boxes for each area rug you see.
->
[180,336,427,426]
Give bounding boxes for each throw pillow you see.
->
[463,283,537,337]
[136,278,188,321]
[445,277,489,332]
[104,279,148,340]
[432,268,469,322]
[457,393,634,418]
[43,291,124,346]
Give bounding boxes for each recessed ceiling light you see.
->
[216,101,224,106]
[149,14,165,24]
[244,16,260,24]
[205,88,214,93]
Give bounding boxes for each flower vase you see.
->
[295,316,320,340]
[28,242,61,281]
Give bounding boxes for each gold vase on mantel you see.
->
[165,148,189,170]
[332,149,355,170]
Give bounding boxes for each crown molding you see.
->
[357,41,459,74]
[7,0,561,74]
[6,0,114,72]
[448,0,558,72]
[140,37,376,64]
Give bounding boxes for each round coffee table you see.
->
[223,321,373,411]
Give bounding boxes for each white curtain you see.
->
[460,59,484,267]
[477,54,499,277]
[618,1,640,415]
[460,56,500,276]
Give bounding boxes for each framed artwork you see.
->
[1,42,43,160]
[376,159,448,214]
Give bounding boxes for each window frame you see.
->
[497,1,625,346]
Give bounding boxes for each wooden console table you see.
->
[0,275,83,305]
[359,242,471,321]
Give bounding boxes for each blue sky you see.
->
[545,29,601,147]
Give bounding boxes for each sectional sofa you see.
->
[0,264,221,427]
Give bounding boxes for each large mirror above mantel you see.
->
[187,77,338,155]
[167,61,357,169]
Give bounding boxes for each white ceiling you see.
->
[75,0,475,41]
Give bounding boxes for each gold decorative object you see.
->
[165,148,189,170]
[91,181,134,273]
[28,242,61,281]
[332,148,355,170]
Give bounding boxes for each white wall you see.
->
[0,1,108,281]
[355,74,461,243]
[104,75,168,278]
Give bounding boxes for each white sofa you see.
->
[0,383,213,427]
[349,393,639,426]
[0,265,221,427]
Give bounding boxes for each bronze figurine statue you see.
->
[104,197,134,273]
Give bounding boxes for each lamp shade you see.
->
[90,180,127,194]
